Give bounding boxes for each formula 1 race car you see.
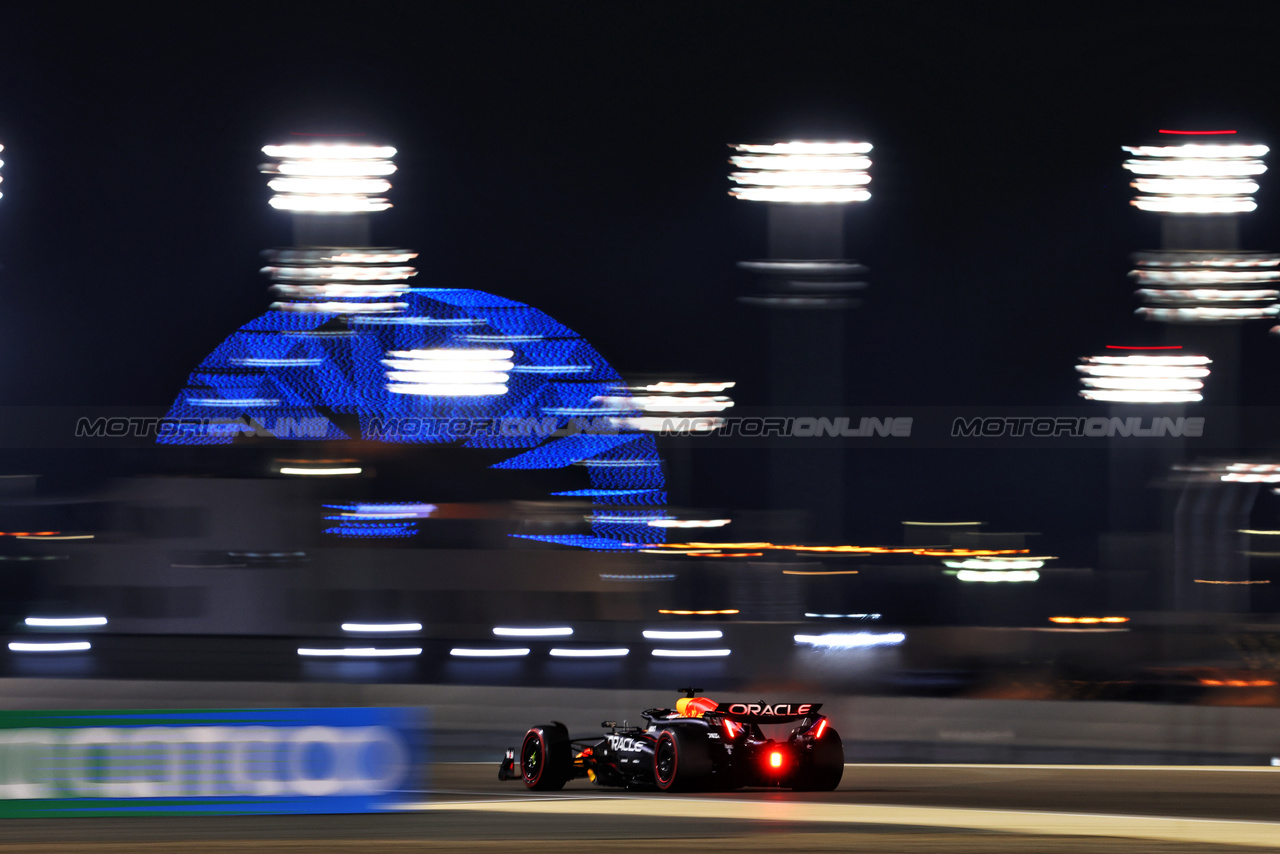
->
[498,688,843,792]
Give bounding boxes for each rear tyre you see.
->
[792,727,844,791]
[653,726,712,792]
[520,722,571,790]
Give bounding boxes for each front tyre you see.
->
[520,723,571,790]
[792,727,844,791]
[653,727,712,792]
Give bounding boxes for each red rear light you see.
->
[813,719,827,739]
[723,719,743,739]
[581,747,593,757]
[769,750,783,769]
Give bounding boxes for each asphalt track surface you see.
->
[0,764,1278,852]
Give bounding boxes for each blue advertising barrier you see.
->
[0,707,426,816]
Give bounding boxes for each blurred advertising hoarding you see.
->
[0,707,425,816]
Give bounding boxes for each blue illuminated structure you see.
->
[162,140,664,548]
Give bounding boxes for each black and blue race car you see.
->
[498,689,843,792]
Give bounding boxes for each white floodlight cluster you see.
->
[729,141,872,203]
[263,248,416,315]
[601,381,735,433]
[1130,252,1280,323]
[1220,463,1280,483]
[261,143,396,213]
[945,555,1050,583]
[384,348,513,397]
[1122,142,1267,214]
[1076,354,1211,403]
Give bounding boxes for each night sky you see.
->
[3,1,1280,546]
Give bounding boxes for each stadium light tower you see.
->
[259,140,417,318]
[730,139,871,543]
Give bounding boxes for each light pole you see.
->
[729,140,871,543]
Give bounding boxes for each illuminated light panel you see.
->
[657,609,738,615]
[341,622,423,633]
[449,648,530,657]
[267,177,391,196]
[1136,288,1279,302]
[729,141,872,204]
[596,395,734,413]
[548,648,629,658]
[1077,354,1210,403]
[325,503,436,519]
[8,642,91,653]
[769,751,783,768]
[24,616,107,627]
[944,557,1052,570]
[1200,678,1276,687]
[639,382,736,393]
[642,629,723,640]
[650,648,731,658]
[385,348,514,397]
[1159,130,1237,135]
[782,569,860,575]
[955,569,1040,583]
[901,521,983,526]
[279,466,362,476]
[794,631,905,649]
[647,519,731,528]
[1194,579,1270,585]
[271,301,407,314]
[1049,616,1130,624]
[492,626,572,637]
[0,142,4,200]
[297,647,421,657]
[1240,529,1280,535]
[805,613,881,619]
[600,573,677,581]
[265,265,417,282]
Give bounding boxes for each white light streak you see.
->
[263,144,397,160]
[943,558,1046,570]
[267,177,391,196]
[650,648,731,657]
[9,642,91,653]
[493,626,573,637]
[642,629,723,640]
[1138,307,1278,321]
[793,631,905,649]
[24,616,107,627]
[272,301,406,314]
[729,187,870,203]
[548,648,630,657]
[450,648,530,657]
[269,196,391,213]
[1132,197,1256,213]
[646,519,731,528]
[341,622,423,633]
[279,466,363,476]
[640,381,736,393]
[734,142,872,155]
[297,647,421,657]
[954,569,1040,583]
[805,613,882,619]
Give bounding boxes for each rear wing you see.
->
[713,702,823,723]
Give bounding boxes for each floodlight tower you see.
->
[1087,130,1279,610]
[729,141,871,542]
[1122,132,1277,418]
[259,141,417,318]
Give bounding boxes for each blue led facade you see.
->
[163,289,666,547]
